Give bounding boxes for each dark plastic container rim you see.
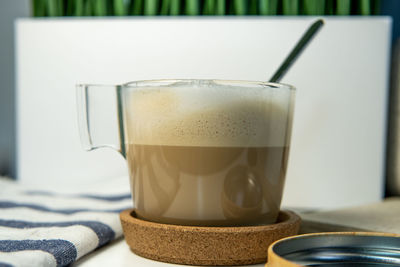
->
[268,232,400,267]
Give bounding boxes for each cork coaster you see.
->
[120,209,301,266]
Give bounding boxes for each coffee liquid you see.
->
[127,144,288,226]
[122,82,293,226]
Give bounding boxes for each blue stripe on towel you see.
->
[0,263,13,267]
[0,219,115,247]
[0,239,77,266]
[78,193,131,201]
[0,201,128,214]
[24,191,131,202]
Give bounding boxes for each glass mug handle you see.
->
[76,84,126,158]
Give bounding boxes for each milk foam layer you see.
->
[124,82,293,147]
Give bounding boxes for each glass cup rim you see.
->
[121,79,296,91]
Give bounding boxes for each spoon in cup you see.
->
[269,19,324,83]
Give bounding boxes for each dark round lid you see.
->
[268,232,400,267]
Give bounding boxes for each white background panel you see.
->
[16,17,391,209]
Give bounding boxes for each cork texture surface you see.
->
[120,209,300,266]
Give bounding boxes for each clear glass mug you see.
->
[77,79,295,226]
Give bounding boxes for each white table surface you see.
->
[74,238,265,267]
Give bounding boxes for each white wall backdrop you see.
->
[16,18,391,209]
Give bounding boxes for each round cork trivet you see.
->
[120,209,300,266]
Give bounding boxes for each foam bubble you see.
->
[123,83,293,147]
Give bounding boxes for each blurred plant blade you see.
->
[114,0,126,15]
[131,0,143,15]
[372,0,381,15]
[259,0,278,15]
[94,0,107,15]
[216,0,225,15]
[203,0,214,15]
[325,0,334,15]
[160,0,170,15]
[58,0,64,15]
[304,0,325,15]
[186,0,200,15]
[84,0,92,16]
[66,0,73,15]
[360,0,371,15]
[33,0,46,16]
[144,0,159,15]
[46,0,58,16]
[283,0,299,15]
[170,0,180,15]
[234,0,247,15]
[336,0,351,15]
[249,0,258,15]
[74,0,83,16]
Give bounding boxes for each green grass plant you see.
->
[31,0,381,17]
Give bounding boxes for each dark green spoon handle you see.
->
[269,19,324,83]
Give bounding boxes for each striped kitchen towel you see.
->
[0,176,132,267]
